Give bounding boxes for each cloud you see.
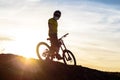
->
[0,0,25,7]
[88,0,120,5]
[60,1,120,67]
[0,36,12,41]
[0,0,41,8]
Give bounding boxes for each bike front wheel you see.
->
[36,42,50,60]
[63,50,76,65]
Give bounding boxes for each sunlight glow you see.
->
[2,28,47,59]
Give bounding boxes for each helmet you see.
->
[53,10,61,17]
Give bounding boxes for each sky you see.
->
[0,0,120,72]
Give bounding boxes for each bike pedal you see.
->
[68,57,72,61]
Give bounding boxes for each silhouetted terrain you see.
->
[0,54,120,80]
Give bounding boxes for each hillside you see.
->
[0,54,120,80]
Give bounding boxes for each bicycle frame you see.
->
[36,33,76,65]
[58,33,69,52]
[58,34,72,61]
[47,33,69,53]
[59,39,67,52]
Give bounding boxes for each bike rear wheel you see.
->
[36,42,50,60]
[63,50,76,65]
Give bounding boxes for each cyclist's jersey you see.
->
[48,18,58,35]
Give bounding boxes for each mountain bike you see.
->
[36,33,76,65]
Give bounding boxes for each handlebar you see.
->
[47,33,69,41]
[59,33,69,40]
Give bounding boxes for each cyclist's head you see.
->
[53,10,61,20]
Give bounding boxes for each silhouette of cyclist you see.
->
[48,10,62,60]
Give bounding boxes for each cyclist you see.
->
[48,10,62,60]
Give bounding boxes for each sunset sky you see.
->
[0,0,120,72]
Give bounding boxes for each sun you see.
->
[4,40,37,58]
[3,29,46,59]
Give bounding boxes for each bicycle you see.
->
[36,33,76,65]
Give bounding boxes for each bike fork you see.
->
[65,52,72,61]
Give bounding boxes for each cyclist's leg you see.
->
[52,35,62,59]
[49,34,56,56]
[49,34,61,58]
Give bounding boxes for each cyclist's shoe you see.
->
[51,54,55,58]
[56,54,63,60]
